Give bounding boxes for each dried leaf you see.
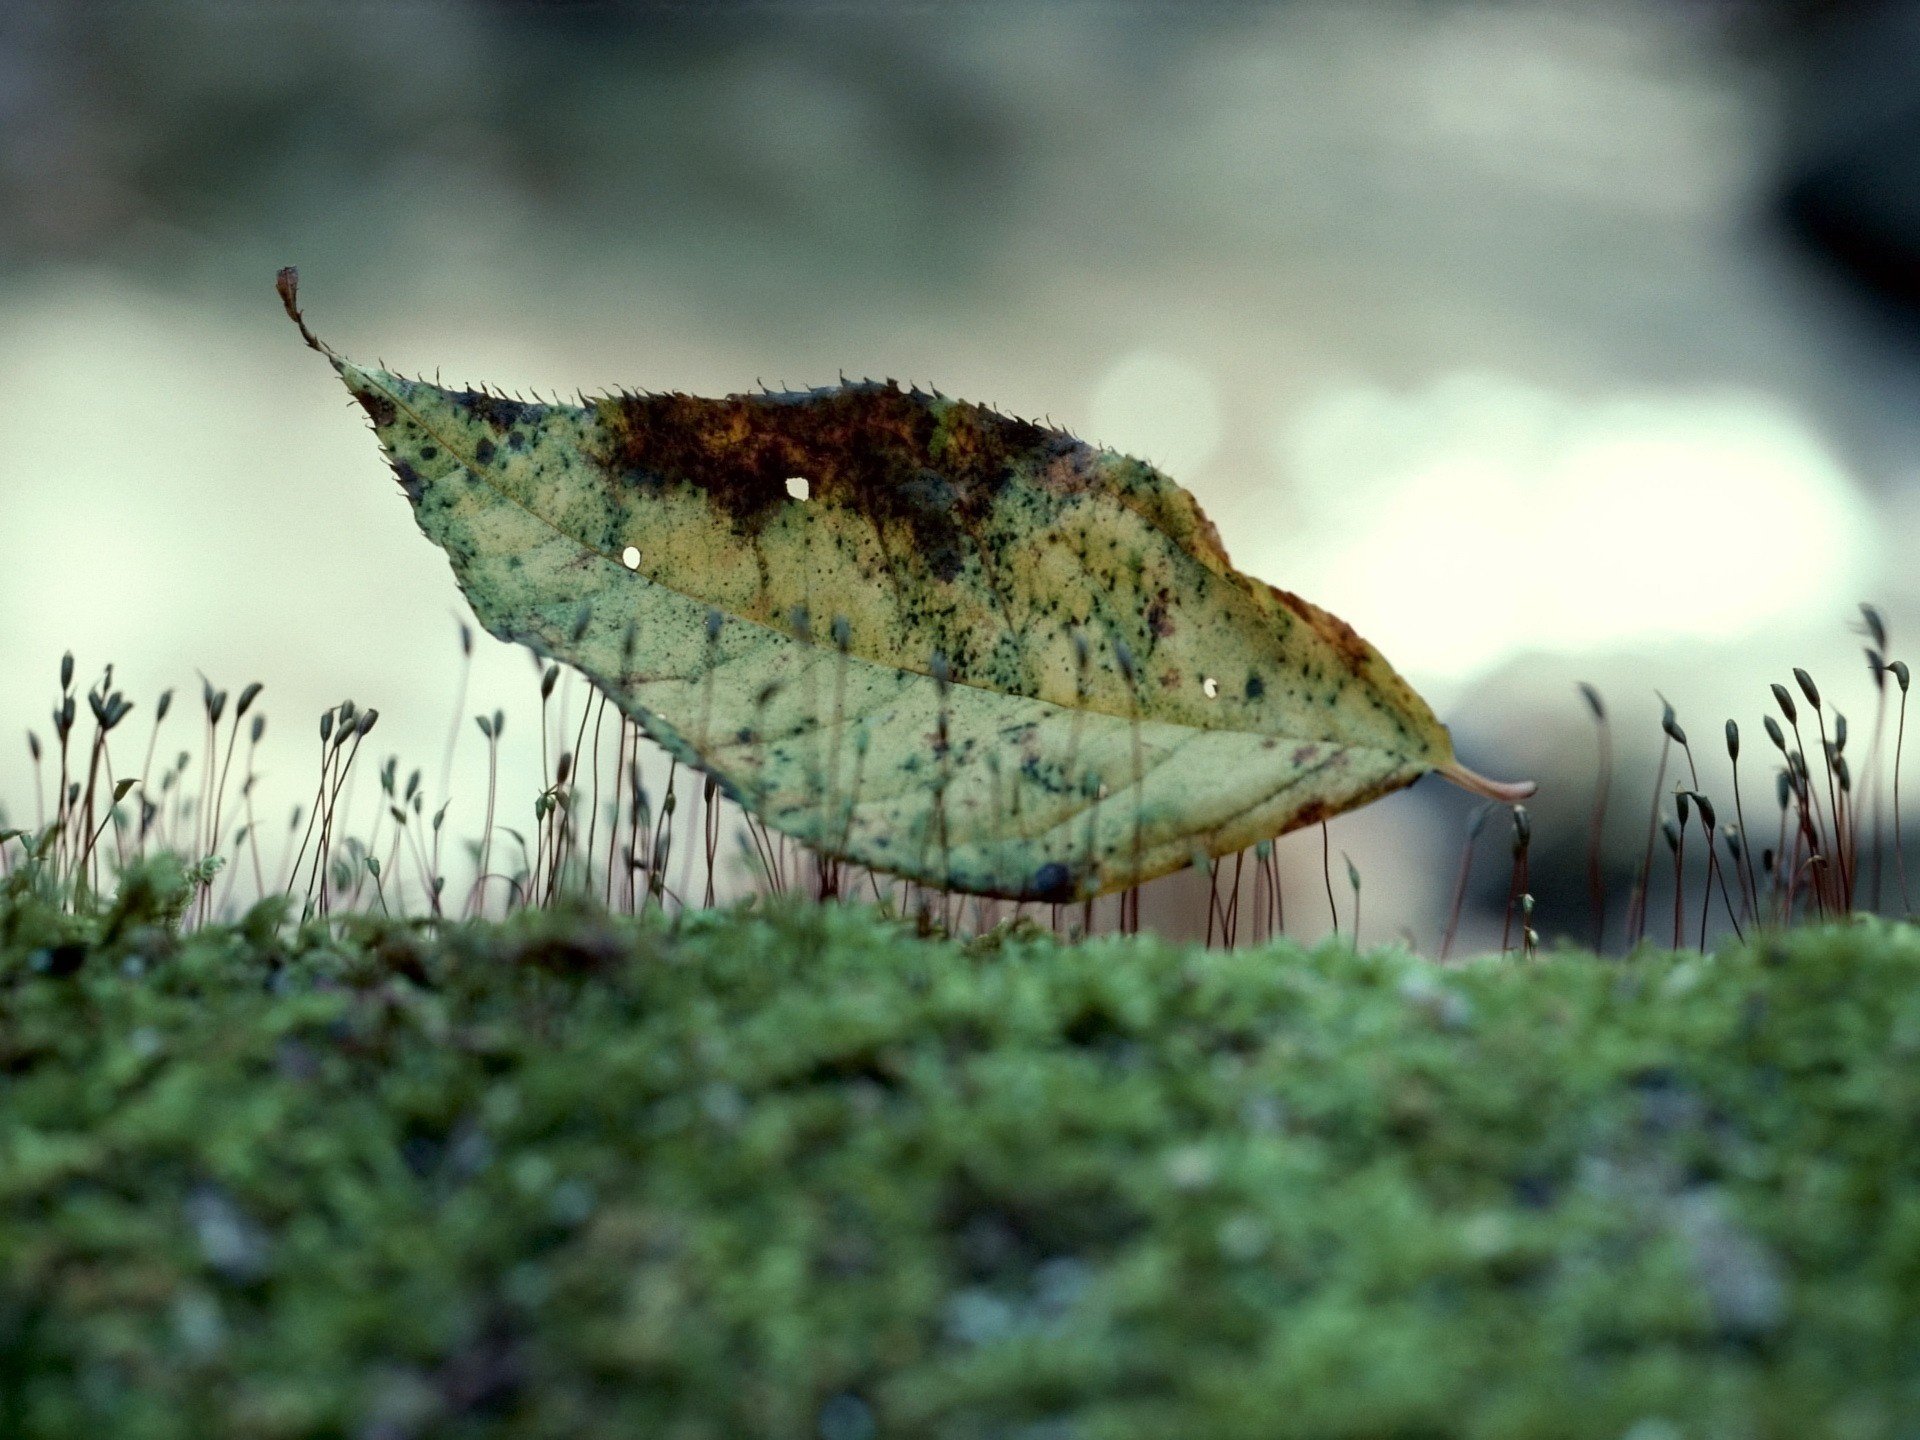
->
[284,269,1528,900]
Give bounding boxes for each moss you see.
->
[3,878,1919,1437]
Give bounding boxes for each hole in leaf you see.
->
[621,546,640,570]
[786,476,811,501]
[1202,676,1219,699]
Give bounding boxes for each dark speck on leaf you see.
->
[462,391,537,434]
[1030,862,1075,903]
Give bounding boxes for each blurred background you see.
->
[4,0,1919,949]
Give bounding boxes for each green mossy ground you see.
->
[4,863,1919,1439]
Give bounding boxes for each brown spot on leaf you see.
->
[596,382,1050,571]
[1271,584,1373,677]
[1186,504,1231,569]
[458,390,539,435]
[356,390,398,428]
[1287,798,1332,832]
[1027,860,1077,903]
[1039,445,1104,497]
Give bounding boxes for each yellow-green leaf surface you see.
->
[284,271,1528,901]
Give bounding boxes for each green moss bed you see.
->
[4,868,1919,1438]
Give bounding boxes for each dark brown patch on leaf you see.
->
[356,390,398,428]
[930,398,1052,483]
[1287,797,1332,832]
[1271,584,1372,676]
[391,459,424,501]
[1027,860,1077,903]
[458,390,538,435]
[597,382,1050,569]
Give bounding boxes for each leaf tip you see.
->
[276,266,336,360]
